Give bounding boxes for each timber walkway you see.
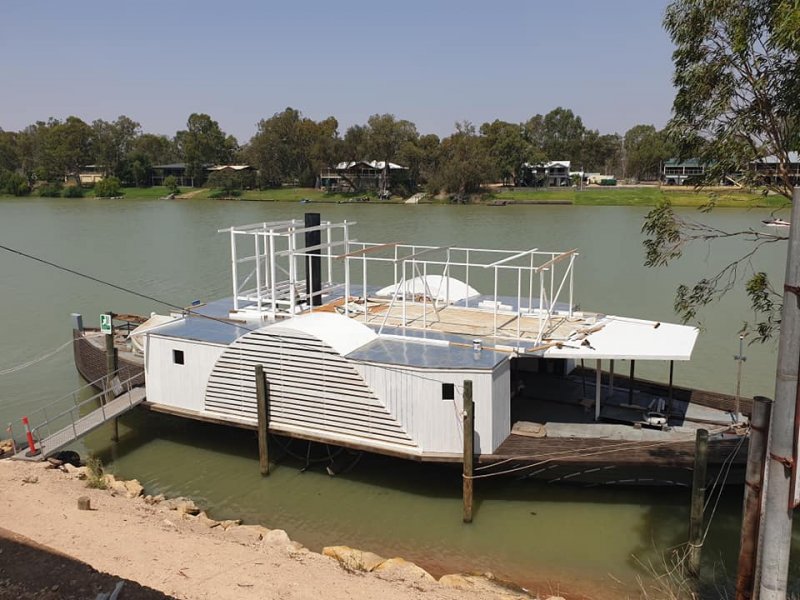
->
[12,373,145,461]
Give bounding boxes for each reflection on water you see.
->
[1,197,798,598]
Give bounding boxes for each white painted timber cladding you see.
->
[353,362,508,454]
[204,328,418,451]
[144,336,226,413]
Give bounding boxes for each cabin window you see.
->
[173,349,185,365]
[442,383,455,400]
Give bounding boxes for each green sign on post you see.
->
[100,313,112,335]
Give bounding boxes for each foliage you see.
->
[85,456,107,490]
[206,169,255,193]
[624,125,673,180]
[63,185,84,198]
[642,0,800,341]
[37,181,63,197]
[664,0,800,197]
[0,170,30,196]
[480,120,530,185]
[208,188,241,198]
[94,176,122,197]
[175,113,236,186]
[163,175,180,195]
[245,107,340,188]
[427,122,492,194]
[92,115,141,178]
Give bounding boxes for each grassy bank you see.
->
[2,185,789,208]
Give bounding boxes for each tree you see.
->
[245,107,340,188]
[623,125,672,181]
[175,113,236,186]
[94,176,122,197]
[132,133,176,165]
[664,0,800,196]
[540,108,586,162]
[428,122,492,196]
[91,115,141,178]
[364,114,418,194]
[480,120,530,185]
[643,0,800,341]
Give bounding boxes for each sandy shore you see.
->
[0,460,563,600]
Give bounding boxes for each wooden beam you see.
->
[688,429,709,575]
[534,249,579,273]
[462,380,474,523]
[334,241,401,260]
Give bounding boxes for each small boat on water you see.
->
[762,217,791,228]
[69,214,749,486]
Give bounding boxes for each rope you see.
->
[0,332,103,376]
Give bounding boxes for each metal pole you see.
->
[595,359,602,421]
[734,333,747,422]
[462,380,474,523]
[688,428,709,575]
[758,187,800,600]
[737,396,773,600]
[255,364,270,476]
[629,360,636,404]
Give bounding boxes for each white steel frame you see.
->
[220,219,578,346]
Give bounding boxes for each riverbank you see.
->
[1,185,788,207]
[0,460,566,600]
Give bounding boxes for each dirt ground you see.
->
[0,460,560,600]
[0,527,171,599]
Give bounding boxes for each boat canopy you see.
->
[540,316,699,361]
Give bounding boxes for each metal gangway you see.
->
[12,372,146,461]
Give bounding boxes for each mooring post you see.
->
[688,428,709,575]
[736,397,772,599]
[104,312,119,442]
[462,379,474,523]
[255,364,270,476]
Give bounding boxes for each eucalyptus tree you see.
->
[175,113,236,186]
[643,0,799,341]
[480,120,530,185]
[91,115,141,178]
[623,125,672,181]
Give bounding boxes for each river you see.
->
[0,196,797,598]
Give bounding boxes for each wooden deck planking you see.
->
[483,433,748,468]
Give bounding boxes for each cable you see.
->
[0,333,103,376]
[0,243,253,333]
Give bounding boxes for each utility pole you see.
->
[758,187,800,600]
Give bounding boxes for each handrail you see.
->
[27,372,142,444]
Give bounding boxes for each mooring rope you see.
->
[0,332,104,376]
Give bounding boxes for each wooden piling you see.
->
[688,428,709,575]
[736,397,772,599]
[104,312,119,442]
[255,364,270,476]
[628,360,635,404]
[462,379,474,523]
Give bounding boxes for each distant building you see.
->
[750,152,800,186]
[73,165,105,185]
[207,165,255,175]
[662,159,706,185]
[318,160,408,193]
[152,163,193,187]
[520,161,572,187]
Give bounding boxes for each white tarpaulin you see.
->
[541,315,699,361]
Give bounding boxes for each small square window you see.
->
[442,383,454,400]
[173,349,184,365]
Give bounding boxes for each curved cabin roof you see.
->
[264,313,378,355]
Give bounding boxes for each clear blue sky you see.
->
[0,0,675,142]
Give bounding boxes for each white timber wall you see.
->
[144,336,226,412]
[354,362,510,454]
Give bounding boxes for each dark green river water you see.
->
[0,197,797,598]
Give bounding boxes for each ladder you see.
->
[12,372,146,461]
